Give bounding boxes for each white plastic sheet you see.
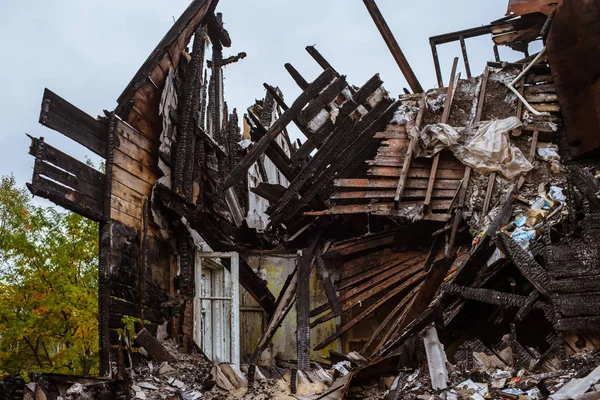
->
[414,117,533,180]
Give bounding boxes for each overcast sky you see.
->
[0,0,522,193]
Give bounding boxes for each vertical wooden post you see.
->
[296,249,311,372]
[459,36,472,79]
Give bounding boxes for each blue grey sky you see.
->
[0,0,522,193]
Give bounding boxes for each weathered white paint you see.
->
[194,251,240,367]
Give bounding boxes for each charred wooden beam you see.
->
[516,291,539,322]
[173,26,206,198]
[555,316,600,332]
[135,328,176,363]
[28,176,104,222]
[39,89,108,158]
[263,84,314,139]
[223,68,336,190]
[207,12,231,47]
[315,247,342,317]
[153,184,277,315]
[246,113,296,182]
[443,283,552,321]
[297,76,347,127]
[568,166,600,210]
[207,52,246,68]
[292,74,383,163]
[116,0,216,115]
[297,248,311,371]
[99,112,116,376]
[305,46,338,75]
[362,0,423,93]
[275,99,398,223]
[459,36,472,78]
[28,136,105,188]
[498,234,551,297]
[285,63,309,91]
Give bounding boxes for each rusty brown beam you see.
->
[362,0,423,93]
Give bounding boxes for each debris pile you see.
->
[10,0,600,399]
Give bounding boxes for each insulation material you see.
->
[307,109,330,133]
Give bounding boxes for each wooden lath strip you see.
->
[313,270,426,351]
[425,57,459,207]
[334,178,461,190]
[394,93,427,205]
[361,285,420,356]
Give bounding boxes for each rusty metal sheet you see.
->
[546,0,600,156]
[506,0,560,16]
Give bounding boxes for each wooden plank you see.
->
[111,194,143,221]
[336,253,424,291]
[126,107,158,142]
[361,286,419,356]
[116,0,213,109]
[532,103,561,112]
[425,57,458,206]
[368,167,465,179]
[39,88,107,157]
[313,270,426,350]
[334,178,460,190]
[311,262,424,326]
[523,83,556,95]
[28,136,105,188]
[111,179,144,208]
[112,164,153,197]
[114,134,157,171]
[331,189,456,200]
[113,148,159,186]
[115,119,159,154]
[305,200,452,216]
[28,176,104,222]
[394,93,426,204]
[369,156,464,170]
[111,207,142,231]
[36,161,103,199]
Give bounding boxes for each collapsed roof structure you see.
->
[5,0,600,398]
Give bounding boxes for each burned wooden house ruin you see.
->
[6,0,600,398]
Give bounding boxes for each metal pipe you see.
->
[363,0,423,93]
[507,46,549,116]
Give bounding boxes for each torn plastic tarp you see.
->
[412,117,533,179]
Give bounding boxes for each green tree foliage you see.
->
[0,175,99,378]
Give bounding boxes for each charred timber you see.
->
[173,26,206,198]
[223,68,336,190]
